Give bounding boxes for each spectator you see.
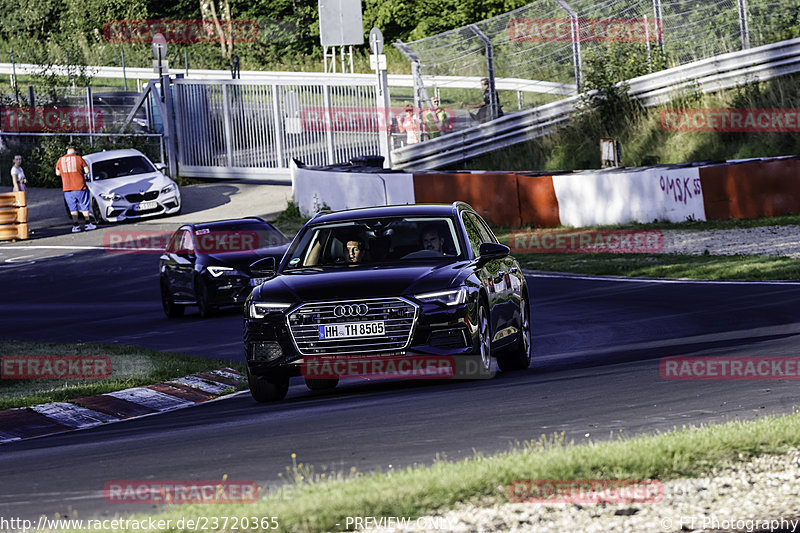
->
[56,146,95,232]
[461,78,503,124]
[10,155,26,192]
[397,105,421,145]
[422,98,453,139]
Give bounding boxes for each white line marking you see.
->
[528,271,800,286]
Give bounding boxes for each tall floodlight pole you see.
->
[737,0,750,49]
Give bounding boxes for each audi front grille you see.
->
[286,298,419,356]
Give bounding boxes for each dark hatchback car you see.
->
[159,218,290,318]
[243,202,532,402]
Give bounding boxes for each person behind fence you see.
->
[10,155,27,192]
[422,98,453,139]
[461,78,503,124]
[56,146,95,233]
[397,105,421,145]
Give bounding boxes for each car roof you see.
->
[82,149,147,163]
[308,203,469,225]
[185,217,270,231]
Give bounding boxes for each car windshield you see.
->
[284,216,463,270]
[91,155,156,180]
[194,221,289,252]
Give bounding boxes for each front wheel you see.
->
[160,279,184,318]
[497,292,532,372]
[91,199,104,224]
[248,368,290,402]
[464,301,494,379]
[194,277,216,318]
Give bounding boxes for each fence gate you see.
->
[172,78,383,180]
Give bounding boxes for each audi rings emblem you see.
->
[333,304,369,317]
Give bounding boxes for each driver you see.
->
[346,238,366,263]
[422,227,446,254]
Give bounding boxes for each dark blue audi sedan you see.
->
[243,202,532,402]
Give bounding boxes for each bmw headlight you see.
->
[415,287,467,306]
[207,266,235,277]
[248,302,291,319]
[161,185,174,194]
[99,192,122,201]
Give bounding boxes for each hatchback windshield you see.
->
[91,155,156,180]
[284,216,463,269]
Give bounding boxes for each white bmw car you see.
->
[81,149,181,223]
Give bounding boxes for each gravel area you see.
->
[368,449,800,533]
[662,226,800,258]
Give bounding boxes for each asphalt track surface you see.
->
[2,242,800,525]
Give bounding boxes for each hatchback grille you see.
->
[287,298,418,355]
[125,191,159,202]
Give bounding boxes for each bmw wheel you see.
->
[248,368,290,402]
[497,291,532,372]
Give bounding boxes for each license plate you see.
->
[250,277,268,286]
[319,321,385,339]
[133,200,158,211]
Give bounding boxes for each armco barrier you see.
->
[0,191,28,241]
[699,158,800,220]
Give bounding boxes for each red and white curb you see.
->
[0,368,245,443]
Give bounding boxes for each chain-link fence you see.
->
[397,0,800,122]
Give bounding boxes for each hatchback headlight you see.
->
[207,266,235,277]
[415,287,467,306]
[248,302,291,319]
[99,192,122,201]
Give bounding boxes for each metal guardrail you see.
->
[392,37,800,170]
[0,63,576,96]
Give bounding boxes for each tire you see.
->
[91,199,104,224]
[194,277,216,318]
[160,278,184,318]
[304,377,339,391]
[248,368,289,402]
[497,291,532,372]
[463,300,494,379]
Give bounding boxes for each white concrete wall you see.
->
[553,167,706,226]
[291,165,416,216]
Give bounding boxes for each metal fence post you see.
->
[468,24,500,120]
[270,84,285,168]
[652,0,665,55]
[86,86,94,147]
[10,50,19,106]
[375,65,392,167]
[738,0,751,49]
[221,83,234,168]
[554,0,581,92]
[322,84,336,164]
[121,50,127,90]
[162,75,179,177]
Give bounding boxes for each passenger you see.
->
[345,238,366,263]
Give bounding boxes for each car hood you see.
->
[205,244,290,275]
[87,172,173,196]
[254,261,470,302]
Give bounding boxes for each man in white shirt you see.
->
[10,155,26,192]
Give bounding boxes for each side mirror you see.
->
[477,242,509,264]
[250,257,277,278]
[155,163,166,172]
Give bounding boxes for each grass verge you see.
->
[0,340,245,410]
[60,412,800,532]
[514,253,800,281]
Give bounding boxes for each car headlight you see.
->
[207,266,235,277]
[248,302,291,319]
[99,192,122,201]
[161,185,174,194]
[415,287,467,306]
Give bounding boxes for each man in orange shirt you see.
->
[56,146,95,232]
